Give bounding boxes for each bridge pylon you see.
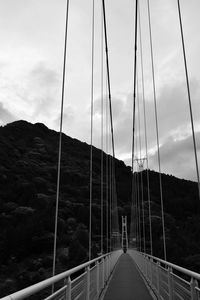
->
[121,216,128,253]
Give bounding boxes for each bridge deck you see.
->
[103,253,153,300]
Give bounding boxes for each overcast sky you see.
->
[0,0,200,181]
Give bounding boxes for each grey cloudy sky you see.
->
[0,0,200,181]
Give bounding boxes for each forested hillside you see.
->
[0,120,199,297]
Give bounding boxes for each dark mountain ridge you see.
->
[0,120,199,297]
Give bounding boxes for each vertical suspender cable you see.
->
[131,0,138,178]
[106,75,109,253]
[109,152,112,251]
[102,0,115,159]
[136,74,146,253]
[131,0,138,251]
[52,0,70,288]
[135,123,141,251]
[138,2,153,255]
[100,2,104,255]
[136,160,141,251]
[89,0,95,261]
[147,0,167,260]
[134,172,139,249]
[177,0,200,201]
[102,0,118,252]
[140,164,145,253]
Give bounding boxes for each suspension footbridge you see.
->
[1,0,200,299]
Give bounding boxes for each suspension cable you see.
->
[132,159,138,249]
[136,160,141,251]
[140,164,145,253]
[106,73,109,253]
[135,122,141,252]
[89,0,95,261]
[102,0,115,159]
[138,2,153,255]
[147,0,167,260]
[102,0,119,252]
[130,0,138,252]
[100,2,104,255]
[177,0,200,201]
[136,73,146,253]
[134,171,139,249]
[52,0,70,286]
[109,140,112,251]
[137,72,146,252]
[131,0,138,173]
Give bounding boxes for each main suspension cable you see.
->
[177,0,200,201]
[147,0,166,260]
[52,0,70,286]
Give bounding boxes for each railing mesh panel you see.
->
[99,261,104,291]
[90,265,97,300]
[71,272,87,300]
[172,273,191,300]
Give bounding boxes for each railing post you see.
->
[86,266,90,300]
[147,258,150,282]
[168,266,173,300]
[102,257,105,287]
[145,255,148,278]
[105,256,108,281]
[64,277,71,300]
[143,254,146,274]
[190,277,198,300]
[96,261,100,297]
[111,253,113,271]
[108,254,111,277]
[150,258,153,284]
[157,261,161,296]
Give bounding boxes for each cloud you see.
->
[0,102,16,125]
[149,133,200,181]
[54,106,75,130]
[125,78,200,155]
[92,94,133,154]
[89,78,200,181]
[88,78,200,167]
[23,62,62,124]
[30,63,59,87]
[0,61,62,128]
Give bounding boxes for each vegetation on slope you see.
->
[0,120,199,297]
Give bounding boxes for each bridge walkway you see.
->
[103,253,153,300]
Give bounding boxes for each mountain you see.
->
[0,120,199,297]
[0,120,131,296]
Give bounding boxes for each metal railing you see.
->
[129,249,200,300]
[1,250,122,300]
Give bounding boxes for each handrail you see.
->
[144,252,200,281]
[1,251,122,300]
[129,249,200,300]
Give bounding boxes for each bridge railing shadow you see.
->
[1,250,122,300]
[128,249,200,300]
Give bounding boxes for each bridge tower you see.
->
[121,216,128,253]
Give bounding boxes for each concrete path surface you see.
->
[103,253,153,300]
